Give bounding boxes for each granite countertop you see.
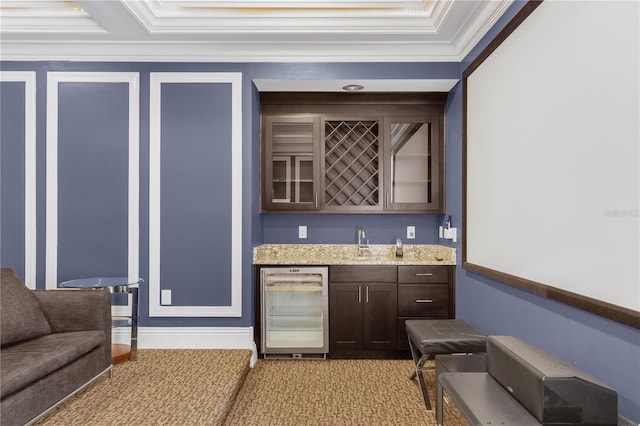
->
[253,244,456,265]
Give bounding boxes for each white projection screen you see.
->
[463,1,639,328]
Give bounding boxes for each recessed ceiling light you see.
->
[342,84,364,92]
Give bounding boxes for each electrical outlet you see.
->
[161,289,172,305]
[407,226,416,239]
[298,225,307,239]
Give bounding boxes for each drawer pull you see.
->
[416,299,433,303]
[415,273,433,276]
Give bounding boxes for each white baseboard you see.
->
[112,326,256,352]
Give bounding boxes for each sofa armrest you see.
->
[34,289,112,337]
[33,289,113,387]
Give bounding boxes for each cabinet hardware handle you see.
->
[366,286,369,303]
[415,273,433,276]
[416,299,433,303]
[358,286,361,303]
[315,192,318,208]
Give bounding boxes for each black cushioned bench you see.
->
[405,319,487,410]
[436,336,619,425]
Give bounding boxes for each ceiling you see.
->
[0,0,513,62]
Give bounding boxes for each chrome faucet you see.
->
[395,237,404,257]
[357,226,369,256]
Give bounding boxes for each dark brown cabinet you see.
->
[262,115,320,211]
[261,93,446,214]
[257,263,454,358]
[363,282,398,350]
[384,115,442,212]
[328,282,363,351]
[397,265,455,350]
[322,117,382,212]
[329,266,397,353]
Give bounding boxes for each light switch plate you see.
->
[407,226,416,239]
[298,225,307,239]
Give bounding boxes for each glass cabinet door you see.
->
[263,116,319,210]
[384,115,442,212]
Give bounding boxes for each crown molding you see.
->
[156,0,429,8]
[0,0,513,62]
[0,39,466,62]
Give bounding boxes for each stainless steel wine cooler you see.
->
[261,267,328,359]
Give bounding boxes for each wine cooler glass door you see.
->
[261,267,328,355]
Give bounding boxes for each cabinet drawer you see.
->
[398,265,448,283]
[330,265,397,283]
[398,284,449,317]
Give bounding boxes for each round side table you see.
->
[59,277,143,363]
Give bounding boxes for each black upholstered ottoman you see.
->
[405,319,486,410]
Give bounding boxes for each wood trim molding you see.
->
[45,72,140,291]
[463,262,640,329]
[148,72,243,318]
[0,71,37,289]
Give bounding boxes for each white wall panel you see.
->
[148,72,242,317]
[45,72,140,313]
[0,71,37,289]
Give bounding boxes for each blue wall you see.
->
[0,62,258,328]
[0,82,26,280]
[0,61,457,329]
[57,82,130,282]
[261,214,442,245]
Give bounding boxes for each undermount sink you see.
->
[341,245,446,263]
[348,245,394,261]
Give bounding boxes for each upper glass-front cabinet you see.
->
[261,93,445,214]
[263,116,320,210]
[384,115,441,211]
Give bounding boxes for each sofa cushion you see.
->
[1,268,51,346]
[0,330,105,398]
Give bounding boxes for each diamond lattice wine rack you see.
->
[324,120,380,207]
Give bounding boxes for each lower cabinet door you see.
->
[329,282,364,351]
[363,283,398,351]
[329,282,398,352]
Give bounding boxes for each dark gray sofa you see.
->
[1,268,112,426]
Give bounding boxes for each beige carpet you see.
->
[36,350,252,426]
[35,350,464,426]
[224,358,461,426]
